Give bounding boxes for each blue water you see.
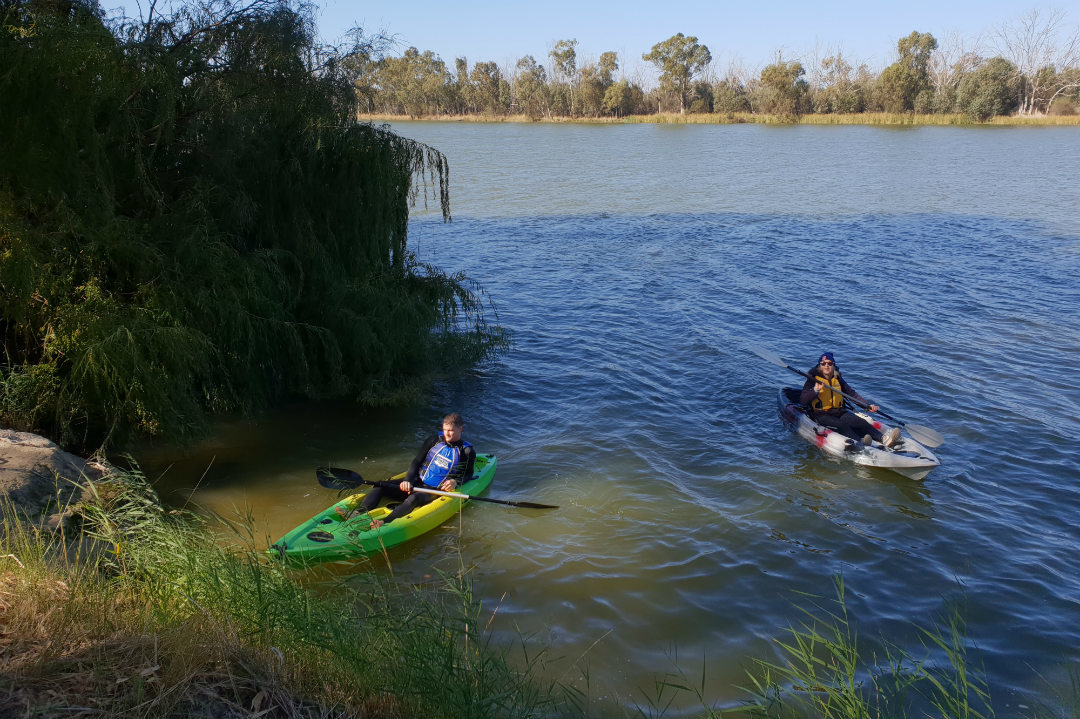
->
[147,122,1080,715]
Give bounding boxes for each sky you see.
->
[311,0,1043,73]
[107,0,1062,79]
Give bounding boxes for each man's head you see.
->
[442,413,465,443]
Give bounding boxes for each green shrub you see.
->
[0,0,504,449]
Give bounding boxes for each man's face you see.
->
[442,421,462,443]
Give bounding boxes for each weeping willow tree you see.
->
[0,0,504,449]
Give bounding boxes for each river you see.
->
[137,121,1080,715]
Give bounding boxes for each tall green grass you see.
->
[0,0,506,450]
[0,469,563,717]
[733,576,989,718]
[639,575,996,719]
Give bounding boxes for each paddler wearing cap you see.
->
[799,352,901,448]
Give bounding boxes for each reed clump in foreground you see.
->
[0,470,567,717]
[648,576,1078,719]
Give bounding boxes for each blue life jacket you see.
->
[419,434,472,487]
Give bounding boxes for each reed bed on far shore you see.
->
[359,112,1080,127]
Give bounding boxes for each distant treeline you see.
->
[0,0,504,449]
[353,20,1080,122]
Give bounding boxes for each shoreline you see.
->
[361,111,1080,127]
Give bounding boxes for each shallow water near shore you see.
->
[137,122,1080,714]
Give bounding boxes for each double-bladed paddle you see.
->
[316,467,559,509]
[750,345,945,448]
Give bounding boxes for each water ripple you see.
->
[146,123,1080,715]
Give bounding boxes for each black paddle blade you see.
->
[315,467,368,490]
[498,499,560,509]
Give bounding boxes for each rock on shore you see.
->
[0,429,108,530]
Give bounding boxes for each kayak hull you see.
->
[777,387,939,480]
[269,453,496,564]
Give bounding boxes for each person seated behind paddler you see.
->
[799,352,901,448]
[343,413,476,529]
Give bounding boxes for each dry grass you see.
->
[0,566,357,718]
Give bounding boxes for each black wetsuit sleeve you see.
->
[405,435,438,485]
[457,445,476,484]
[800,369,820,405]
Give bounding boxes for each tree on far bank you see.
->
[955,56,1020,120]
[756,58,809,117]
[602,79,645,116]
[996,8,1080,115]
[1047,66,1080,113]
[810,53,865,113]
[642,33,712,113]
[549,39,578,116]
[514,55,550,118]
[579,51,619,116]
[375,47,454,116]
[875,30,938,112]
[468,61,506,114]
[454,57,469,112]
[927,32,983,114]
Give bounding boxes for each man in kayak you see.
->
[353,413,476,529]
[800,352,901,448]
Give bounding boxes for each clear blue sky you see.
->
[107,1,1057,78]
[317,0,1040,68]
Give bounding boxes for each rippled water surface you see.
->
[142,123,1080,714]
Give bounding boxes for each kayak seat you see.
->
[781,387,803,405]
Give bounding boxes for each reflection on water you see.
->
[135,123,1080,714]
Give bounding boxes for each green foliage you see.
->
[337,22,1080,124]
[515,55,550,119]
[739,576,993,719]
[467,61,508,115]
[374,46,458,116]
[642,33,712,113]
[549,39,578,116]
[0,0,504,449]
[601,80,634,117]
[688,81,714,113]
[956,57,1021,121]
[812,54,866,114]
[874,31,938,112]
[757,59,809,118]
[713,78,752,113]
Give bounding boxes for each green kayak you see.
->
[268,454,496,564]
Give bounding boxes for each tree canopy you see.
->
[327,15,1080,122]
[642,33,712,113]
[0,0,504,449]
